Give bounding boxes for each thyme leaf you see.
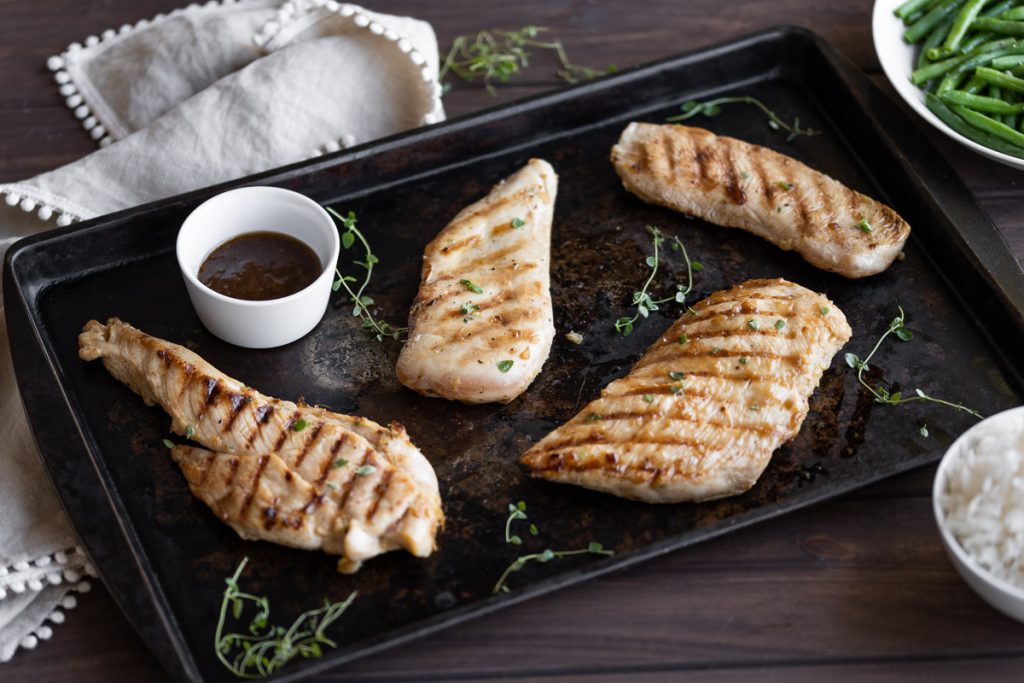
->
[613,225,701,337]
[439,26,611,95]
[327,208,408,342]
[493,500,613,595]
[846,307,982,419]
[666,96,819,141]
[214,558,356,679]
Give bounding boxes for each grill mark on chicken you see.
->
[662,130,679,180]
[447,191,522,227]
[223,456,241,488]
[521,279,851,503]
[295,422,324,469]
[328,433,348,458]
[438,234,481,256]
[722,144,746,205]
[612,123,911,278]
[272,421,292,453]
[198,455,213,487]
[223,393,248,432]
[313,445,336,486]
[748,150,776,213]
[367,468,394,521]
[453,240,529,274]
[239,455,269,515]
[578,408,781,436]
[336,448,373,510]
[694,145,711,190]
[78,318,444,570]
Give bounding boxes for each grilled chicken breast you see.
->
[172,446,431,567]
[611,123,910,278]
[79,318,443,570]
[521,279,851,503]
[397,159,557,404]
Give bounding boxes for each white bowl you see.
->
[932,405,1024,623]
[176,186,340,349]
[873,0,1024,170]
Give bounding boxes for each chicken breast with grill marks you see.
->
[397,159,557,404]
[611,123,910,278]
[172,446,431,567]
[78,318,443,571]
[521,279,851,503]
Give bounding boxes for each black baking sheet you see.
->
[5,27,1023,683]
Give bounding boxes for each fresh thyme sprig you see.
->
[214,558,356,679]
[326,207,408,342]
[439,26,613,95]
[614,225,702,337]
[504,501,528,545]
[845,307,982,419]
[666,96,819,141]
[493,500,613,595]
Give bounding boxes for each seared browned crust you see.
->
[611,123,910,278]
[396,159,557,404]
[520,279,852,503]
[79,318,442,569]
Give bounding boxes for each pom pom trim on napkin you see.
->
[255,0,445,127]
[0,547,96,663]
[45,0,259,149]
[19,0,445,229]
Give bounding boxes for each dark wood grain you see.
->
[1,1,1022,682]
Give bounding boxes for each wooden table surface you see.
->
[2,1,1023,681]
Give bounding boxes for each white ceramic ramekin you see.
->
[176,186,340,349]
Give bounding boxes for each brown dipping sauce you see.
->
[198,231,322,301]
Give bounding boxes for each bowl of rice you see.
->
[933,405,1024,623]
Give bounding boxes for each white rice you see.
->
[939,413,1024,590]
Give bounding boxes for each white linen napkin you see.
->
[0,0,443,662]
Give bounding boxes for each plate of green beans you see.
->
[874,0,1024,167]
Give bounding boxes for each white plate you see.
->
[872,0,1024,170]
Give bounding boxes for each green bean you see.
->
[895,0,934,21]
[912,37,1017,84]
[952,102,1024,146]
[1003,7,1024,20]
[1004,91,1020,128]
[971,18,1024,36]
[940,89,1024,113]
[905,0,968,43]
[964,75,987,93]
[925,93,1024,157]
[936,44,1024,94]
[975,65,1024,93]
[950,30,995,56]
[918,38,1019,86]
[945,0,1023,56]
[923,3,1017,61]
[991,54,1024,68]
[984,0,1020,18]
[944,0,990,52]
[921,17,956,67]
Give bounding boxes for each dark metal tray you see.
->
[5,27,1024,683]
